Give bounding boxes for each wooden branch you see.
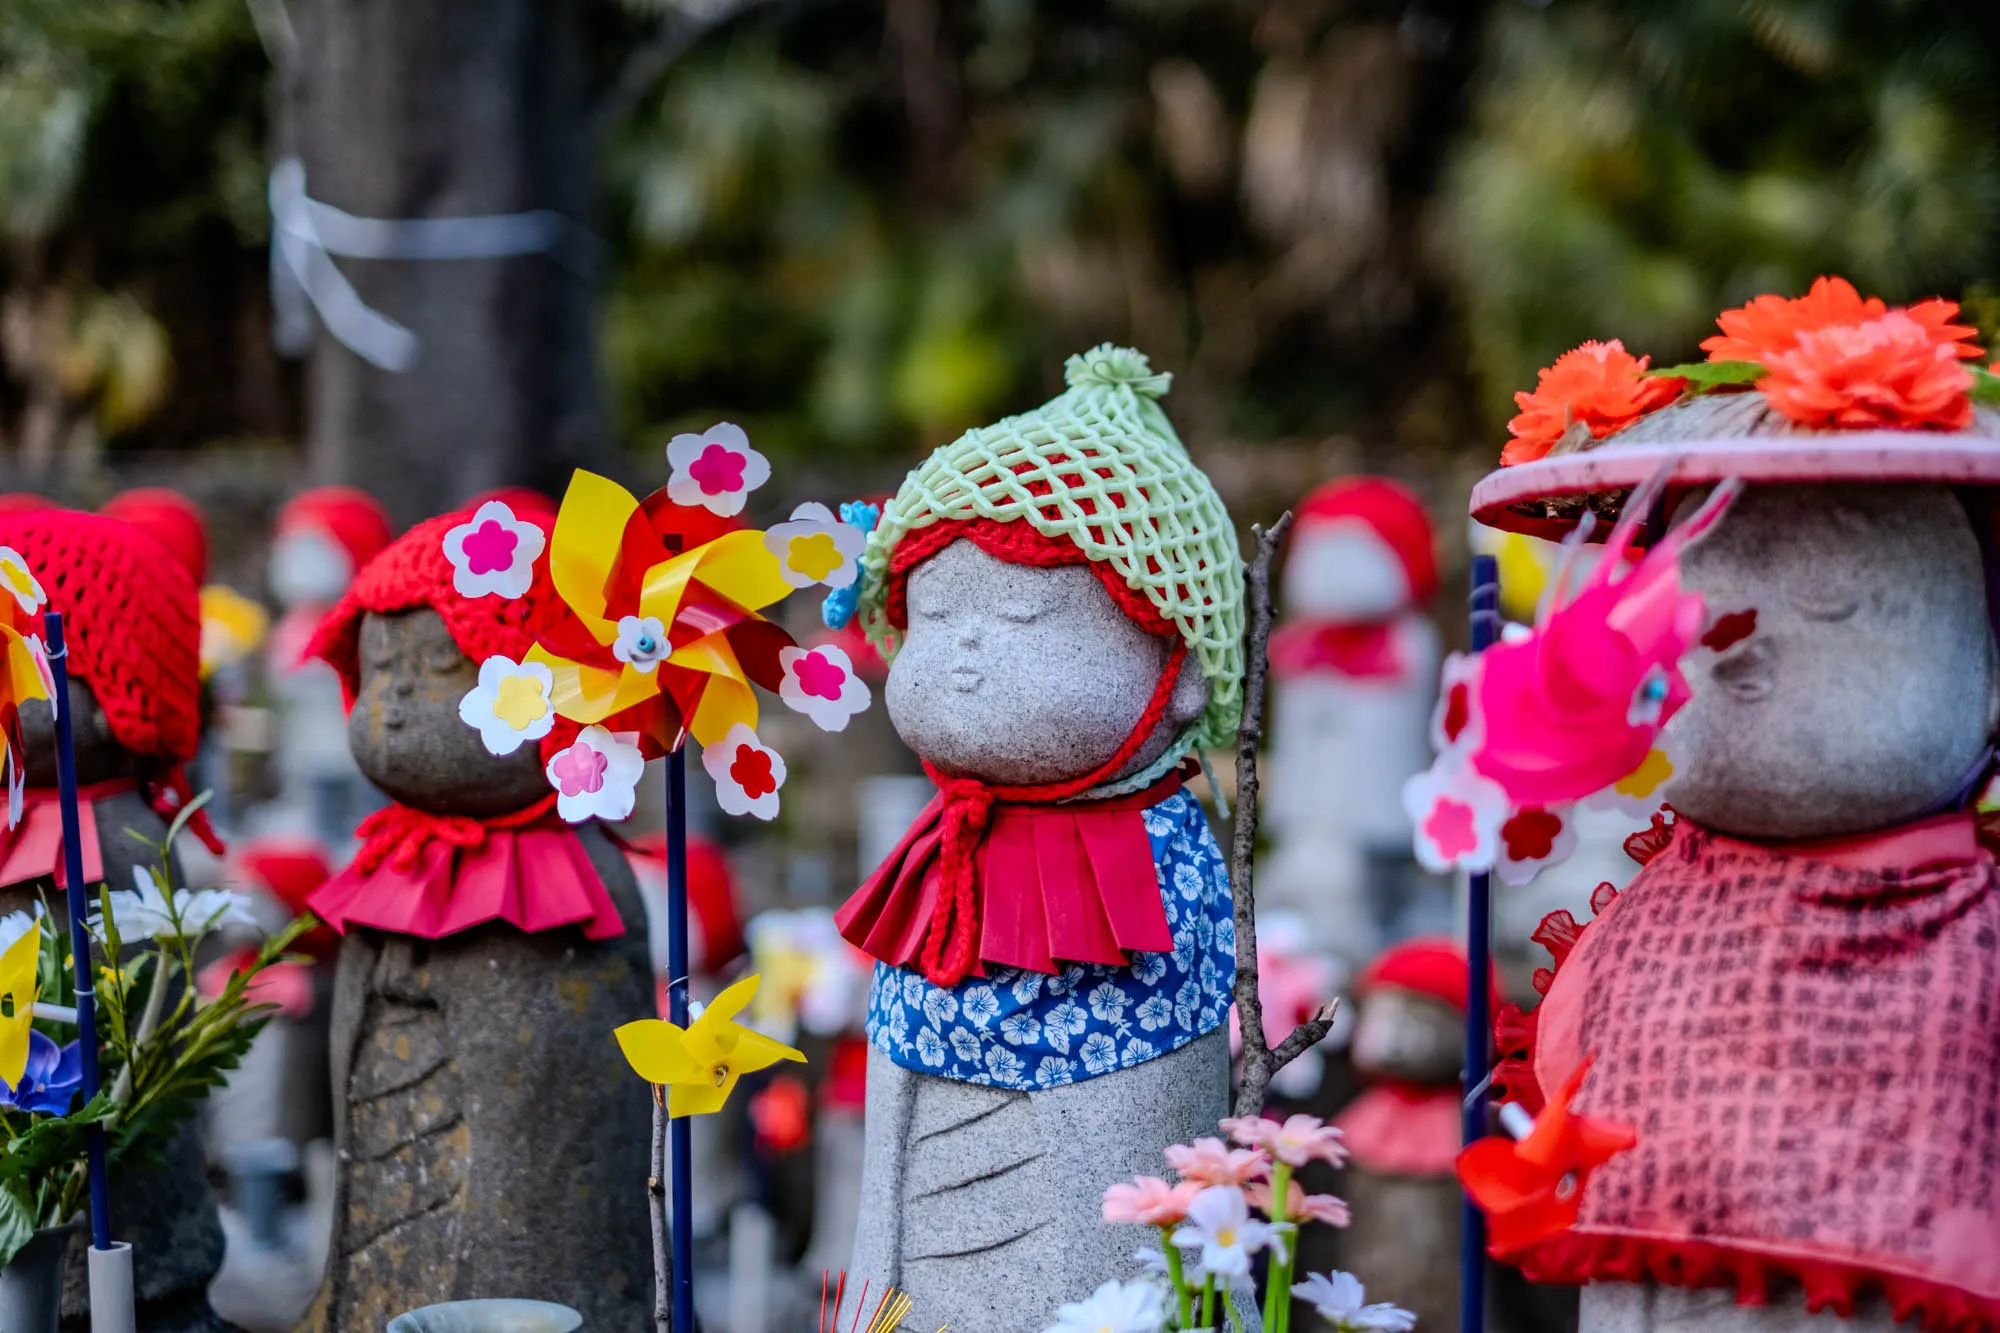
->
[1229,511,1337,1118]
[650,1085,674,1333]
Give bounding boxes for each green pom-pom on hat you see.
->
[858,344,1246,753]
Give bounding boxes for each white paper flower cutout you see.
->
[764,502,867,590]
[703,723,786,821]
[0,548,45,617]
[458,656,557,756]
[778,644,871,732]
[545,726,646,823]
[442,501,546,600]
[612,615,673,674]
[1584,725,1684,819]
[1403,755,1510,875]
[23,635,52,716]
[665,423,771,518]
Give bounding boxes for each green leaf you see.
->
[1647,361,1766,392]
[0,1184,33,1269]
[0,1093,115,1185]
[1971,367,2000,408]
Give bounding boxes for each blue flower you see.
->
[915,1028,947,1067]
[0,1031,82,1116]
[1000,1011,1043,1046]
[1136,994,1174,1031]
[921,989,958,1028]
[1131,952,1169,985]
[949,1029,984,1063]
[1036,1056,1075,1088]
[985,1046,1025,1084]
[961,985,1001,1028]
[1088,982,1129,1024]
[1080,1033,1118,1075]
[1046,965,1087,996]
[1215,916,1236,957]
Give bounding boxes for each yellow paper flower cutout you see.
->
[785,532,845,583]
[1614,746,1675,802]
[613,973,805,1118]
[493,673,551,730]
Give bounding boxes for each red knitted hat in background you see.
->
[0,509,202,762]
[1355,936,1501,1016]
[276,486,394,573]
[307,508,579,760]
[1293,477,1440,605]
[882,517,1176,638]
[471,486,559,518]
[102,487,209,586]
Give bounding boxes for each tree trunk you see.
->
[289,0,607,525]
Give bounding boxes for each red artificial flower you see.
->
[1761,310,1974,431]
[1455,1058,1637,1257]
[1703,276,1982,366]
[1504,341,1684,466]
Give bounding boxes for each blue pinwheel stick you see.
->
[666,748,694,1333]
[1460,556,1500,1333]
[45,611,113,1251]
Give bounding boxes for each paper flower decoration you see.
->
[1456,1059,1638,1256]
[820,500,881,630]
[199,584,271,679]
[1504,341,1685,466]
[458,655,557,756]
[1405,469,1737,877]
[0,909,41,1088]
[703,722,786,821]
[1494,805,1580,887]
[613,972,806,1117]
[666,423,771,518]
[0,547,50,831]
[443,500,546,600]
[779,644,871,732]
[613,615,672,673]
[89,866,256,943]
[545,726,646,823]
[765,502,867,590]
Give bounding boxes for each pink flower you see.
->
[778,643,872,733]
[550,743,608,797]
[461,519,518,575]
[689,443,747,496]
[1165,1136,1270,1187]
[1222,1113,1350,1168]
[1423,798,1479,861]
[441,500,545,600]
[1102,1175,1201,1226]
[1244,1179,1351,1227]
[795,650,846,701]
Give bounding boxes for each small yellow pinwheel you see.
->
[0,916,41,1088]
[614,973,805,1118]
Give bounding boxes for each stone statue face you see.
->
[1350,987,1462,1086]
[1662,482,1999,840]
[1283,522,1409,621]
[885,539,1210,786]
[349,609,550,816]
[19,679,145,788]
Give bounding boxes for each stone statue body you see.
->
[850,541,1231,1333]
[304,608,654,1332]
[1575,483,1998,1332]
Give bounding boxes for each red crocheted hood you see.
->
[0,508,201,762]
[307,508,579,760]
[101,488,209,586]
[1293,477,1438,605]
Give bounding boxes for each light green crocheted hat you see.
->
[859,343,1246,750]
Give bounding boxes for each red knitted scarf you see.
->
[349,795,560,876]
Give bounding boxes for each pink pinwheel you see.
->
[1407,468,1739,875]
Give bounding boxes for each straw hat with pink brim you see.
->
[1469,278,2000,539]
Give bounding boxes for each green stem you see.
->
[110,949,169,1105]
[1200,1274,1216,1332]
[1161,1227,1193,1329]
[1261,1164,1292,1333]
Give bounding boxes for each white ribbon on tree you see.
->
[268,156,599,373]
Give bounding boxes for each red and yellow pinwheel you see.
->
[0,546,53,827]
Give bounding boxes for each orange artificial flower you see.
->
[1760,310,1974,431]
[1504,341,1684,466]
[1702,275,1982,366]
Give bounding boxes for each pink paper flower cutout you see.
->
[778,643,872,733]
[543,726,645,823]
[703,722,786,821]
[665,423,771,518]
[443,500,545,600]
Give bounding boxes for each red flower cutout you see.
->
[1700,607,1757,652]
[731,743,778,800]
[1504,340,1685,466]
[1501,807,1563,863]
[1456,1058,1638,1257]
[1441,681,1471,744]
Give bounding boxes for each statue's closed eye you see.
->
[1795,591,1861,622]
[996,601,1042,624]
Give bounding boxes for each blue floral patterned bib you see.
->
[863,787,1235,1090]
